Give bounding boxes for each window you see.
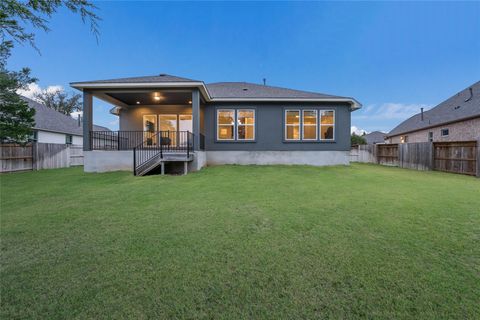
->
[66,134,73,145]
[428,131,433,142]
[400,135,408,143]
[217,110,235,140]
[217,109,255,141]
[143,115,157,132]
[237,109,255,140]
[29,131,38,142]
[285,110,300,140]
[441,128,449,136]
[320,110,335,140]
[302,110,318,140]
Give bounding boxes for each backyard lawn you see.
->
[1,164,479,319]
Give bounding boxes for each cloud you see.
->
[71,111,83,119]
[351,126,368,135]
[17,83,64,100]
[355,102,432,120]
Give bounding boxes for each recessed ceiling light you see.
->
[136,101,140,104]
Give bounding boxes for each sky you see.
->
[10,1,480,133]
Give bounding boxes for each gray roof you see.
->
[70,74,359,106]
[388,81,480,137]
[364,131,386,144]
[22,97,110,135]
[205,82,349,100]
[71,74,199,85]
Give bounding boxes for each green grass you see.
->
[1,164,479,319]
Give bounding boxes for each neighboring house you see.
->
[23,97,110,146]
[71,74,361,174]
[386,81,480,143]
[363,131,386,144]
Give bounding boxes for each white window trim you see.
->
[217,109,236,141]
[441,128,449,136]
[319,110,335,141]
[236,109,255,141]
[301,109,318,140]
[285,109,301,141]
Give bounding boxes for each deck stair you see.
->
[133,131,194,176]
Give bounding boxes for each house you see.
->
[70,74,361,175]
[386,81,480,143]
[23,97,110,145]
[363,131,386,144]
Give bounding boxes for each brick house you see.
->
[386,81,480,143]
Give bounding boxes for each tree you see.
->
[34,89,82,115]
[0,42,36,143]
[351,133,367,146]
[0,0,99,142]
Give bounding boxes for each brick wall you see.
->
[388,117,480,143]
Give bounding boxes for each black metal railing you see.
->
[91,131,145,150]
[133,131,194,175]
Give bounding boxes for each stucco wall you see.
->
[388,117,480,143]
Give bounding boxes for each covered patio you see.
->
[71,75,209,174]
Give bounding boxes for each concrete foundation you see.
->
[84,150,349,173]
[84,150,133,172]
[206,151,350,166]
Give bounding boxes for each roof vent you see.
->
[454,105,461,110]
[464,87,473,102]
[242,88,248,91]
[159,74,167,76]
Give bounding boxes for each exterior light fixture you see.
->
[154,96,161,101]
[136,101,140,104]
[188,100,192,104]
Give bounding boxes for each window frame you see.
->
[236,109,256,141]
[285,109,301,141]
[441,128,449,137]
[216,109,236,141]
[319,109,335,141]
[301,109,318,141]
[216,108,256,142]
[65,134,73,145]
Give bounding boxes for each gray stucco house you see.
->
[71,74,361,175]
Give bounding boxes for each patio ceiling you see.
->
[105,91,193,106]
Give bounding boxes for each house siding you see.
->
[203,102,351,151]
[388,117,480,143]
[37,130,82,145]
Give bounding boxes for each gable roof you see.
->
[363,131,386,144]
[22,97,110,136]
[71,74,361,109]
[388,81,480,137]
[205,82,350,100]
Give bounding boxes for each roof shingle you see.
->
[388,81,480,137]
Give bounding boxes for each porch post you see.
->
[192,89,200,151]
[83,91,93,151]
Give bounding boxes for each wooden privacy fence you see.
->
[1,143,84,173]
[352,140,479,177]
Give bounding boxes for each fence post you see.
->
[476,138,480,178]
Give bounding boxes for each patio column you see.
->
[83,91,93,151]
[192,89,200,151]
